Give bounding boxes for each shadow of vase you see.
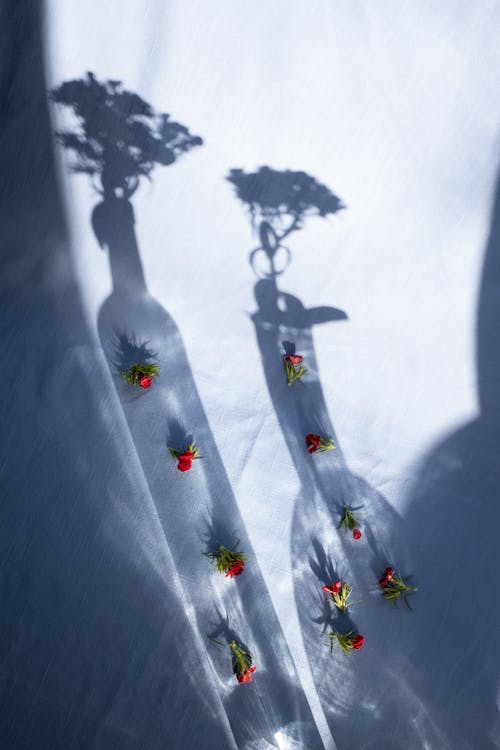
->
[250,229,438,750]
[94,193,325,750]
[51,74,326,745]
[0,21,238,750]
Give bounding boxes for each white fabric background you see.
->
[2,1,499,749]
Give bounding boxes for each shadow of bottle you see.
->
[398,167,500,750]
[229,167,432,749]
[0,13,233,750]
[53,76,324,749]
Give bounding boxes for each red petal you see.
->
[352,634,365,650]
[237,670,253,683]
[225,561,244,578]
[177,457,193,472]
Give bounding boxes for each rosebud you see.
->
[225,560,245,578]
[237,665,256,684]
[306,433,321,453]
[323,580,342,595]
[285,354,303,365]
[177,451,194,472]
[351,634,365,651]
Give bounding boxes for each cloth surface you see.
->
[1,2,500,748]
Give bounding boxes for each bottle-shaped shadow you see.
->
[228,167,428,749]
[52,75,323,749]
[398,168,500,749]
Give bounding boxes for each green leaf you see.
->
[338,504,360,532]
[229,640,253,676]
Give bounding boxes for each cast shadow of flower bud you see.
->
[311,591,335,634]
[166,418,194,453]
[110,330,158,372]
[282,340,297,358]
[201,513,240,556]
[309,537,340,585]
[109,330,159,401]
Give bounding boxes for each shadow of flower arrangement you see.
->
[51,71,202,196]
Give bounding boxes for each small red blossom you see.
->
[225,560,245,578]
[379,568,417,606]
[351,634,365,651]
[170,443,201,472]
[237,666,256,684]
[285,354,303,365]
[352,528,362,540]
[177,451,194,472]
[122,362,159,387]
[323,580,342,595]
[306,434,321,453]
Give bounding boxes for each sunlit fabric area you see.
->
[1,2,499,749]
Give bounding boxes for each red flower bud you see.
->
[323,580,342,596]
[285,354,303,365]
[139,376,153,389]
[351,634,365,651]
[353,528,362,540]
[225,560,245,578]
[306,433,321,453]
[177,451,194,472]
[379,576,388,588]
[383,567,395,580]
[237,665,256,684]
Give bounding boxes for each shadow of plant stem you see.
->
[309,537,340,585]
[228,166,345,283]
